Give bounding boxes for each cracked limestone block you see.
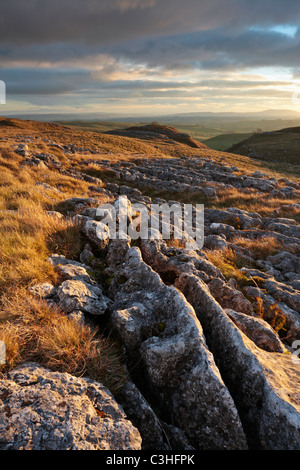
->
[82,219,111,251]
[175,273,300,450]
[207,277,254,316]
[56,279,112,316]
[0,363,141,450]
[225,308,286,353]
[243,285,300,345]
[29,283,56,299]
[108,246,248,450]
[54,263,97,286]
[141,238,224,285]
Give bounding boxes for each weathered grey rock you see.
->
[205,208,262,230]
[208,222,236,238]
[79,243,96,266]
[264,279,300,313]
[109,246,247,450]
[243,285,300,345]
[15,144,29,157]
[161,423,195,451]
[141,239,224,284]
[264,222,300,238]
[255,259,284,281]
[290,279,300,290]
[47,254,84,267]
[106,238,131,269]
[46,210,64,218]
[225,309,286,353]
[55,263,96,285]
[56,280,111,315]
[240,267,273,281]
[267,251,300,276]
[201,186,217,197]
[63,197,99,208]
[207,278,254,316]
[29,283,56,299]
[204,234,228,251]
[82,219,110,251]
[175,273,300,450]
[0,363,141,450]
[119,382,168,450]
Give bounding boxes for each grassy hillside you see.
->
[56,120,134,133]
[203,132,253,151]
[160,123,227,141]
[227,127,300,165]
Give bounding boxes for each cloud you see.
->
[110,27,300,72]
[1,0,300,114]
[1,0,300,47]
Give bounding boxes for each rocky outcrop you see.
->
[207,278,254,315]
[3,129,300,452]
[56,279,111,316]
[118,381,194,450]
[89,154,299,205]
[141,238,224,284]
[175,273,300,450]
[23,180,300,451]
[118,381,169,450]
[225,308,286,353]
[106,245,248,450]
[0,363,142,450]
[32,255,112,320]
[243,285,300,345]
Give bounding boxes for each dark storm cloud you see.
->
[0,0,299,74]
[1,0,300,47]
[1,25,299,76]
[112,27,300,71]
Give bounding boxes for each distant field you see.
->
[161,123,227,141]
[203,133,253,151]
[57,120,229,143]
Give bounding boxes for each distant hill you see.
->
[105,123,208,149]
[226,127,300,164]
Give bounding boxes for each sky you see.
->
[1,0,300,116]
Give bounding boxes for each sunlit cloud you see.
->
[1,0,300,115]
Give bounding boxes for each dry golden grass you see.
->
[0,291,126,393]
[231,235,284,259]
[251,294,288,337]
[0,206,86,292]
[0,141,126,392]
[0,117,170,160]
[213,186,300,219]
[165,237,186,249]
[205,247,251,285]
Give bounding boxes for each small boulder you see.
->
[56,280,111,316]
[0,363,141,450]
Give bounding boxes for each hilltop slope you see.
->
[0,117,299,450]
